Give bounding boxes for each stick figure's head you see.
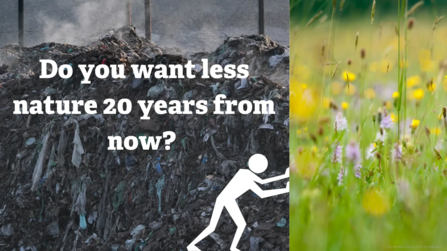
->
[248,154,268,173]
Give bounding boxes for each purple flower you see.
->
[354,163,362,179]
[392,143,402,162]
[332,144,343,163]
[345,142,361,163]
[337,166,345,185]
[380,115,394,129]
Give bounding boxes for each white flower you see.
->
[334,112,348,132]
[375,129,386,143]
[366,143,376,160]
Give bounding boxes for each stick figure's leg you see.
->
[187,198,225,251]
[225,200,246,251]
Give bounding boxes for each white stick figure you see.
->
[187,154,289,251]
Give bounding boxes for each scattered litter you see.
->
[0,26,289,250]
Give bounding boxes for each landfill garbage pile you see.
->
[0,26,289,251]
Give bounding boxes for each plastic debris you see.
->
[0,26,289,250]
[45,221,60,236]
[276,218,287,227]
[155,175,165,213]
[25,137,36,146]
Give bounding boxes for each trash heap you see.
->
[0,26,289,251]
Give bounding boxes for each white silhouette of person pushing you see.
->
[187,154,289,251]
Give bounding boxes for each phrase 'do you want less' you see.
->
[12,60,275,151]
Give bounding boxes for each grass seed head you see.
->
[306,11,323,28]
[407,1,424,17]
[371,0,376,25]
[355,31,359,50]
[433,16,444,31]
[318,126,324,136]
[394,23,399,36]
[425,126,431,139]
[360,48,366,59]
[408,18,415,30]
[332,61,341,79]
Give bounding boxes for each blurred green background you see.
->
[290,0,447,250]
[291,0,446,23]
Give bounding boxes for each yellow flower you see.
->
[407,75,421,88]
[385,101,392,110]
[342,71,356,82]
[293,65,311,81]
[412,88,424,100]
[290,80,317,122]
[365,88,376,99]
[344,85,356,95]
[421,61,435,72]
[427,80,436,92]
[419,49,435,72]
[371,60,393,73]
[342,102,349,110]
[331,81,343,95]
[390,113,396,122]
[362,189,390,216]
[411,119,420,129]
[369,61,391,73]
[301,84,307,89]
[369,62,379,72]
[432,127,442,135]
[392,92,400,99]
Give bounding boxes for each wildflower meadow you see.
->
[290,0,447,250]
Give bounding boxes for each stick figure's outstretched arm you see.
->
[254,168,289,185]
[251,181,289,199]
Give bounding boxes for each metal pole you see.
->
[127,0,132,26]
[18,0,24,46]
[144,0,152,40]
[258,0,265,34]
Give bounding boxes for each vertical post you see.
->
[18,0,24,46]
[144,0,152,40]
[258,0,265,34]
[127,0,132,26]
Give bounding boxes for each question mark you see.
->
[163,131,176,150]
